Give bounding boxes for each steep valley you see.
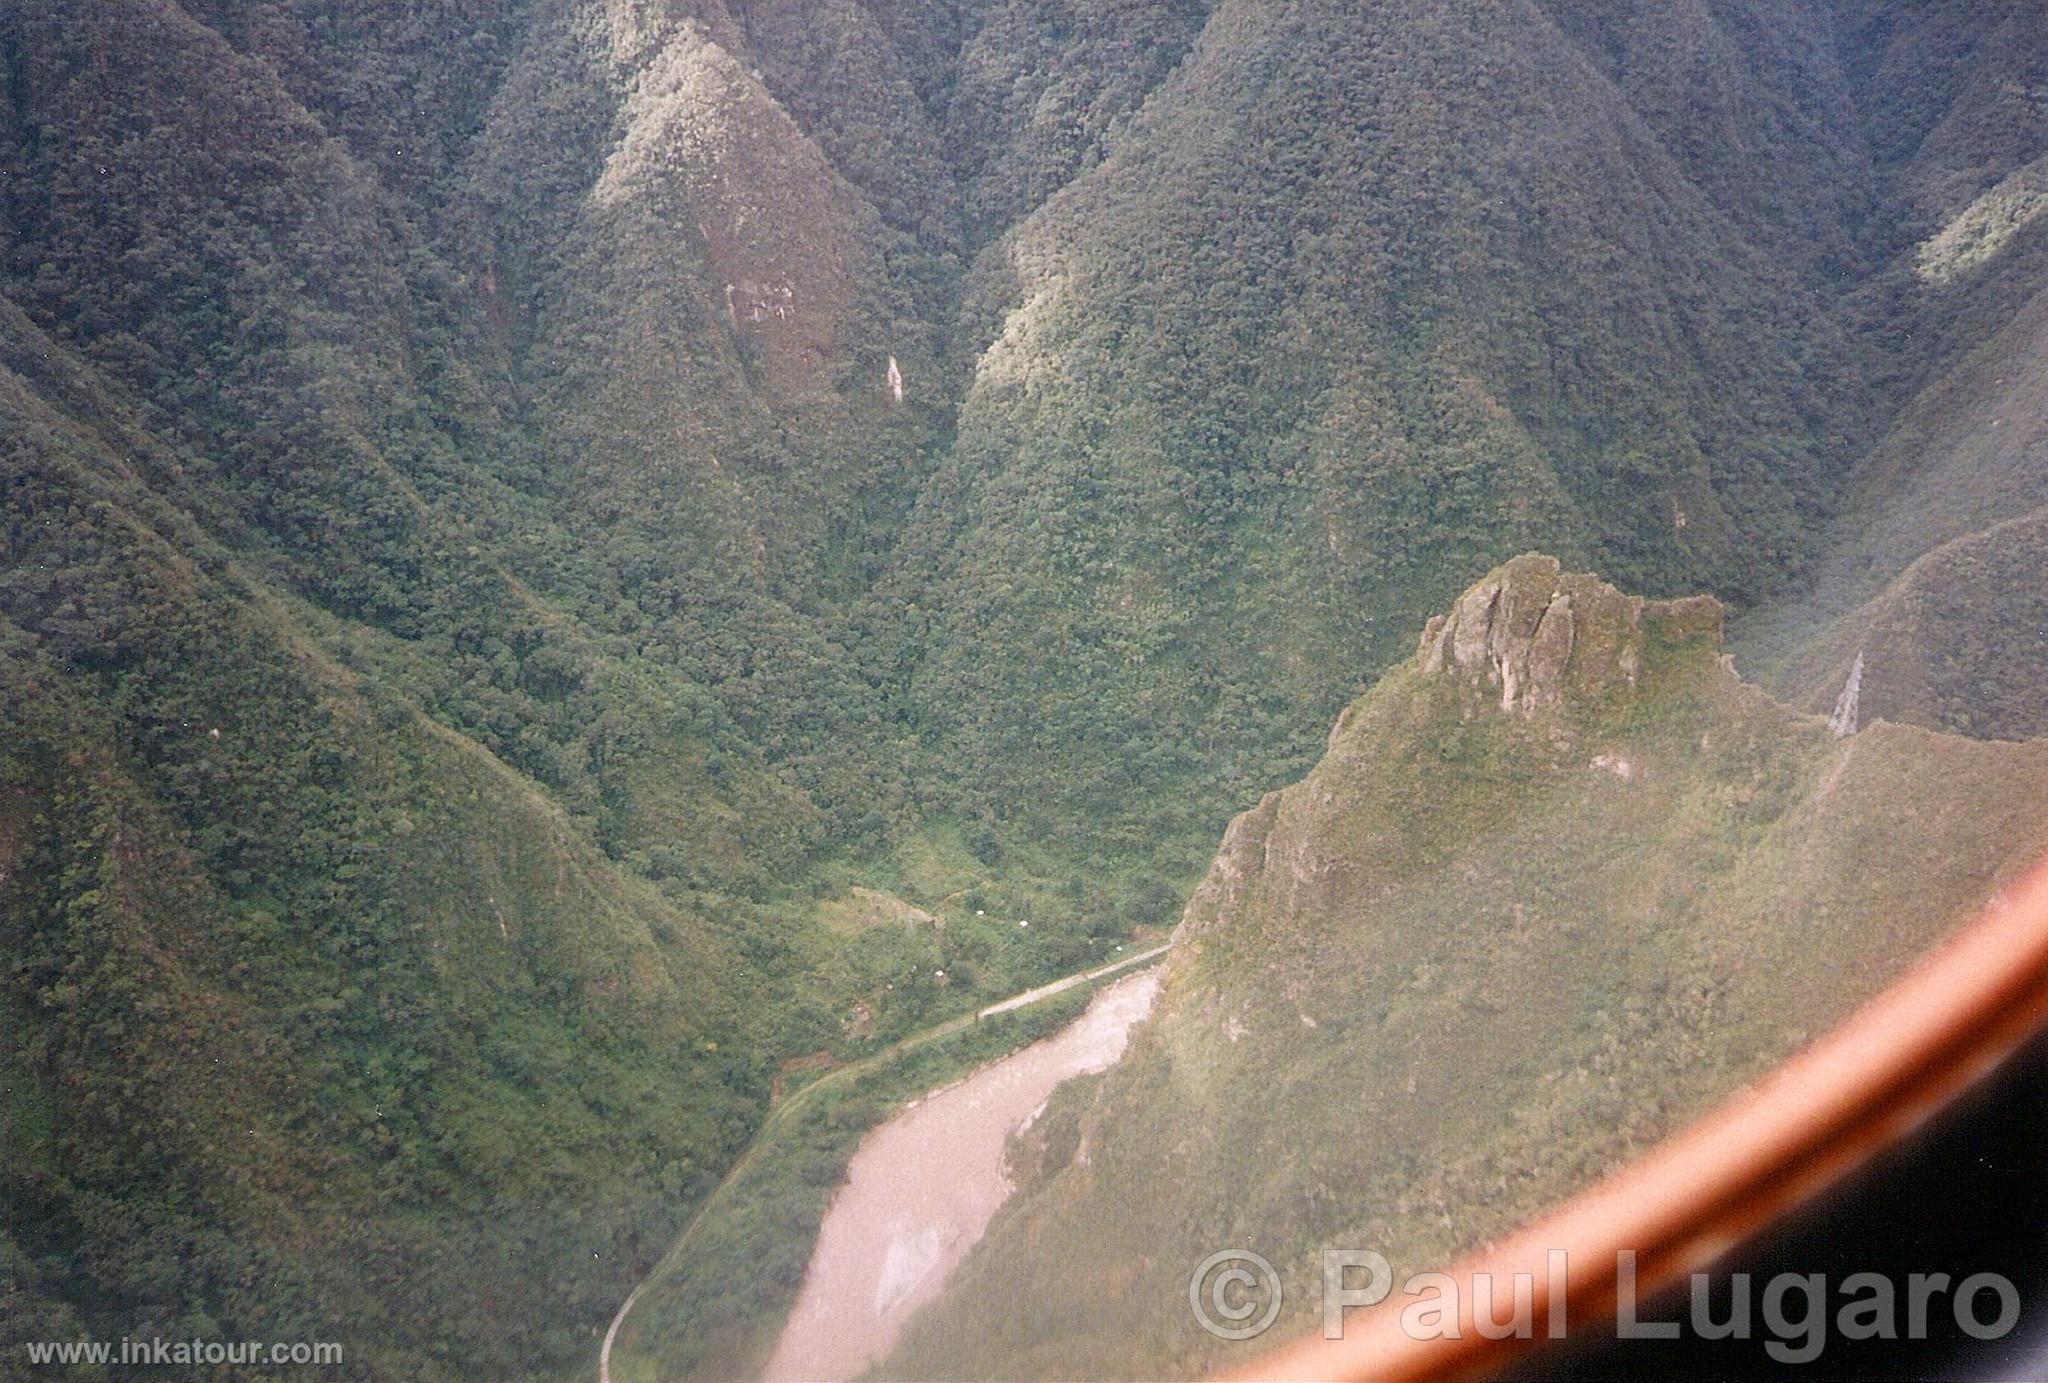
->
[4,1,2048,1377]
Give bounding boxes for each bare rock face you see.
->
[1174,789,1282,942]
[1419,554,1722,715]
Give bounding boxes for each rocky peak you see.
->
[1418,554,1722,714]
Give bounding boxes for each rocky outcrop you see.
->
[1175,557,1725,946]
[1419,554,1722,714]
[1174,789,1282,942]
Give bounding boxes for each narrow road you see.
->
[596,941,1172,1383]
[976,943,1171,1017]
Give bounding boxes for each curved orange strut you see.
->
[1226,857,2048,1383]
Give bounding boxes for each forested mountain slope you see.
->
[3,0,2047,1375]
[1729,2,2048,735]
[894,0,1863,853]
[885,557,2048,1380]
[0,295,758,1373]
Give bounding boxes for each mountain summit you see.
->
[1420,554,1724,717]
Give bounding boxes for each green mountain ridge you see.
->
[1,295,763,1373]
[883,555,2048,1380]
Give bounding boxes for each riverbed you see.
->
[759,965,1163,1381]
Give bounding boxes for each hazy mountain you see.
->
[884,557,2048,1379]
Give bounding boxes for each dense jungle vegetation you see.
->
[3,0,2046,1376]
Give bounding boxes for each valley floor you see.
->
[599,945,1171,1383]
